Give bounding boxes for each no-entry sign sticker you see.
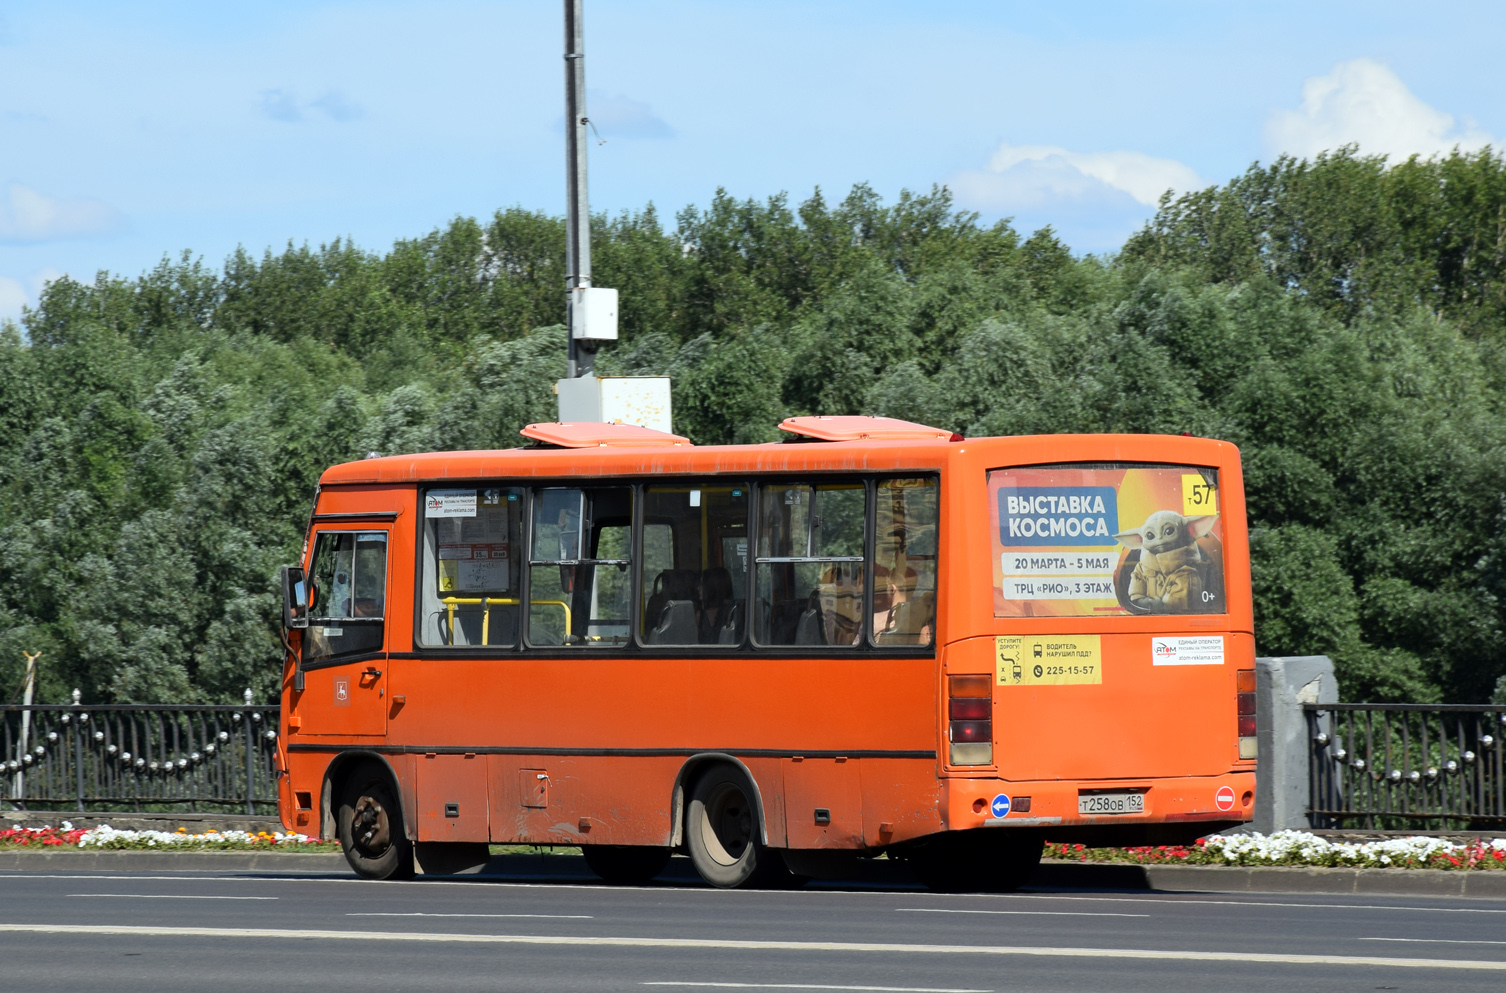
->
[1214,785,1236,811]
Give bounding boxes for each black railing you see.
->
[1,694,279,815]
[1307,703,1506,830]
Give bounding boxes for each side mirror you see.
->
[280,566,309,629]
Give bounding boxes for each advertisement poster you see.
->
[989,464,1224,617]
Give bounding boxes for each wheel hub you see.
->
[352,795,391,854]
[701,784,751,866]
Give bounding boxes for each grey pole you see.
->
[72,689,84,813]
[244,688,256,816]
[563,0,593,379]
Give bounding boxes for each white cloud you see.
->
[0,276,26,322]
[0,183,122,243]
[259,88,364,123]
[555,91,674,140]
[0,268,67,323]
[950,143,1202,212]
[1266,58,1495,161]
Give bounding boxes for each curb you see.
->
[3,850,1505,897]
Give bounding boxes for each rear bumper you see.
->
[943,771,1255,840]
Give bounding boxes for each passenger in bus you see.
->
[1113,510,1220,613]
[697,567,736,644]
[874,562,935,644]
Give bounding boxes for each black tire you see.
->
[336,763,414,880]
[582,845,672,885]
[905,830,1042,893]
[685,765,782,888]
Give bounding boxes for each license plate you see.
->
[1079,792,1145,815]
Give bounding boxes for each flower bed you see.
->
[1044,830,1506,870]
[2,823,339,852]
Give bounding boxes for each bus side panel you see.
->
[783,758,862,848]
[415,753,490,842]
[485,755,680,846]
[388,654,935,849]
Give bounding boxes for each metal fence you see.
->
[1307,703,1506,830]
[1,692,279,814]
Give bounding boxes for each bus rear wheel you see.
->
[582,845,672,885]
[685,766,780,888]
[905,830,1042,893]
[336,764,414,881]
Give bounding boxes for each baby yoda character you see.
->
[1113,510,1218,613]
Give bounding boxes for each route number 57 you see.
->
[1182,474,1217,515]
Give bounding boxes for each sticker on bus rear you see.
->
[1152,635,1224,665]
[988,464,1225,618]
[996,635,1102,686]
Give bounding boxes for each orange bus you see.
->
[276,416,1255,890]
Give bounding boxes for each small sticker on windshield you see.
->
[426,489,477,518]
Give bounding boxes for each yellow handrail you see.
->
[440,597,572,646]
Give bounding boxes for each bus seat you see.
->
[794,604,824,645]
[646,570,699,631]
[648,600,697,645]
[716,602,743,645]
[768,599,806,644]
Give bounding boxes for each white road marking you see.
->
[0,923,1504,971]
[6,873,1506,915]
[67,894,276,900]
[642,984,989,991]
[1363,937,1506,946]
[896,908,1147,918]
[348,912,592,919]
[969,894,1506,915]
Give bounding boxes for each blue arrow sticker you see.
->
[990,793,1011,818]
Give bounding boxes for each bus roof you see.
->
[317,424,1240,487]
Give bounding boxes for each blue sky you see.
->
[2,1,1503,322]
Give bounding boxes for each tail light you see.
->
[948,674,992,766]
[1237,669,1257,759]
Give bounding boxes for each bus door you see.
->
[294,530,390,737]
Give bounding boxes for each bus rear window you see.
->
[988,463,1225,618]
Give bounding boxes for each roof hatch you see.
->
[519,421,693,449]
[777,415,957,442]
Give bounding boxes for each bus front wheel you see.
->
[582,845,672,885]
[336,764,414,881]
[685,766,779,888]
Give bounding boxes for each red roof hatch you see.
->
[777,415,955,442]
[519,422,693,448]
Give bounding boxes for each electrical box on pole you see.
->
[570,286,618,340]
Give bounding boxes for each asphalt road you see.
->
[2,864,1505,992]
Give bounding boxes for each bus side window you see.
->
[528,487,632,647]
[873,477,939,646]
[418,486,523,648]
[639,484,749,647]
[304,531,387,663]
[754,482,866,647]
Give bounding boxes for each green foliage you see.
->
[5,155,1506,703]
